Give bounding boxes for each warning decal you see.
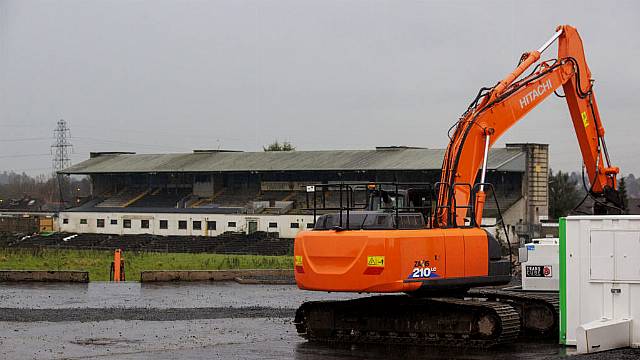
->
[367,256,385,267]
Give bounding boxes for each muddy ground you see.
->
[0,282,638,359]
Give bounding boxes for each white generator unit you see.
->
[562,216,640,353]
[519,238,559,291]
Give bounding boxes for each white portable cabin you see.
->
[562,216,640,353]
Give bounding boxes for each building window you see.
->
[63,218,69,224]
[193,221,202,230]
[178,220,187,230]
[306,223,314,228]
[290,222,299,229]
[80,219,87,225]
[97,219,105,228]
[269,222,277,228]
[123,219,131,228]
[160,220,168,229]
[228,221,236,228]
[141,219,149,229]
[206,221,216,230]
[110,219,118,225]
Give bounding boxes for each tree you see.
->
[625,173,639,198]
[548,169,582,220]
[263,140,295,152]
[0,171,90,209]
[619,176,629,213]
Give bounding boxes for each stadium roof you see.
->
[59,147,526,174]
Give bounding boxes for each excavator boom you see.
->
[438,25,622,227]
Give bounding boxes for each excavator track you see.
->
[468,288,559,337]
[294,295,520,348]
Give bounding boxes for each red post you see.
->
[114,249,122,282]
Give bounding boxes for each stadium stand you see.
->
[56,145,548,241]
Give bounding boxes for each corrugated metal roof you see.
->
[59,148,525,174]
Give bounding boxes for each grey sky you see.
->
[1,0,639,176]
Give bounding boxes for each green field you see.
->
[0,248,293,281]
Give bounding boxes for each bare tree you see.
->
[263,140,295,152]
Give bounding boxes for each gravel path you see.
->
[0,306,294,322]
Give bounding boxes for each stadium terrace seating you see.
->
[83,183,521,218]
[128,188,191,208]
[189,197,212,208]
[250,191,299,214]
[197,189,259,208]
[259,202,294,214]
[95,187,149,208]
[257,191,296,202]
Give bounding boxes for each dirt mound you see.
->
[3,231,293,256]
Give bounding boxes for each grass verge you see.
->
[0,248,293,281]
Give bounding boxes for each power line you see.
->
[72,124,244,142]
[73,136,191,151]
[0,137,51,142]
[0,153,51,159]
[1,167,52,172]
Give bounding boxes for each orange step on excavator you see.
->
[293,25,624,347]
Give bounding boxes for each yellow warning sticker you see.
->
[295,255,303,266]
[367,256,385,267]
[581,111,589,128]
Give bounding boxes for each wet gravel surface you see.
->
[1,282,639,359]
[0,306,294,322]
[0,281,357,309]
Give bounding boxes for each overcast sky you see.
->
[1,0,639,176]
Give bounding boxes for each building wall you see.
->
[58,211,315,238]
[0,213,58,233]
[507,143,549,223]
[499,197,527,245]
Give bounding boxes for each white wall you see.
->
[59,211,502,239]
[58,211,315,238]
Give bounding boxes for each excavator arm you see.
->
[438,25,623,227]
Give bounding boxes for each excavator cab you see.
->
[368,187,434,215]
[304,182,435,230]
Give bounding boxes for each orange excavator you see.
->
[293,25,624,347]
